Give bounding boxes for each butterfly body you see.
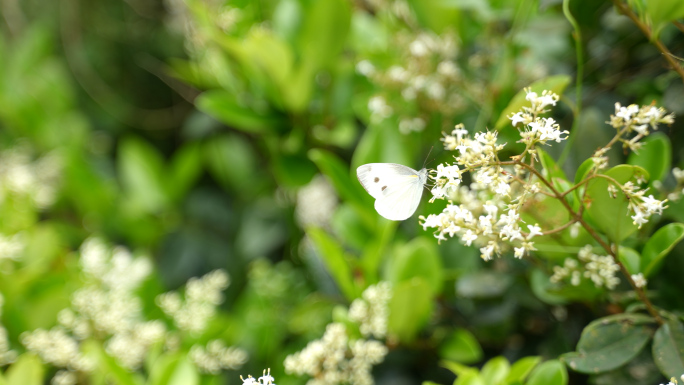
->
[356,163,428,221]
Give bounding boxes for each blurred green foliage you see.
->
[1,0,684,384]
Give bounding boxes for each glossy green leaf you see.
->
[118,136,169,213]
[506,356,541,384]
[584,165,649,242]
[196,90,282,133]
[530,268,567,305]
[439,328,484,364]
[561,314,655,374]
[309,148,370,208]
[526,360,568,385]
[653,320,684,379]
[296,0,351,71]
[441,360,476,377]
[481,356,510,385]
[307,228,356,300]
[149,352,182,385]
[167,143,202,202]
[641,223,684,277]
[538,148,568,182]
[388,278,432,343]
[618,247,641,275]
[389,237,443,295]
[4,354,44,385]
[166,357,199,385]
[574,158,595,185]
[407,0,462,33]
[495,75,572,130]
[203,134,259,195]
[646,0,684,39]
[627,133,671,183]
[272,153,317,188]
[454,371,486,385]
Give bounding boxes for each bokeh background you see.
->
[1,0,684,384]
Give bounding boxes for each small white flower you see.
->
[527,224,542,240]
[631,273,647,288]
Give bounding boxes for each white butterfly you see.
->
[356,163,428,221]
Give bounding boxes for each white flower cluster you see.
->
[22,237,165,372]
[621,182,667,229]
[241,368,276,385]
[608,103,674,152]
[357,28,469,134]
[349,282,392,339]
[0,147,61,209]
[296,175,338,229]
[0,293,17,366]
[21,328,92,371]
[550,245,620,289]
[0,232,24,262]
[422,125,544,260]
[157,269,229,334]
[189,339,248,374]
[51,370,77,385]
[661,374,684,385]
[284,323,388,385]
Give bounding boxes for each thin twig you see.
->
[500,159,665,324]
[611,0,684,85]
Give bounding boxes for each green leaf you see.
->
[646,0,684,39]
[203,134,259,195]
[0,371,7,385]
[439,329,484,364]
[272,153,317,188]
[561,314,655,374]
[4,354,44,385]
[454,371,486,385]
[296,0,351,71]
[481,356,510,385]
[307,228,356,300]
[196,90,282,133]
[149,352,182,385]
[526,360,568,385]
[389,237,443,295]
[584,165,649,242]
[82,340,144,385]
[166,357,199,385]
[627,132,671,183]
[167,143,202,202]
[574,158,595,185]
[441,360,477,377]
[538,148,568,182]
[618,247,641,275]
[495,75,572,130]
[118,136,169,213]
[388,278,432,342]
[309,148,373,224]
[653,319,684,379]
[407,0,462,33]
[530,269,568,305]
[506,356,541,384]
[641,223,684,277]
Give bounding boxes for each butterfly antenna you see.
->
[423,146,436,169]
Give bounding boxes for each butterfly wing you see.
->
[357,164,426,221]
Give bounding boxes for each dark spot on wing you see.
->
[382,186,387,191]
[374,177,379,183]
